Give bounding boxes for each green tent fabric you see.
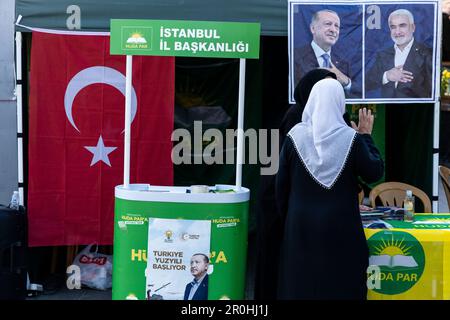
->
[16,0,288,36]
[346,104,386,188]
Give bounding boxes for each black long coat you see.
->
[276,134,384,299]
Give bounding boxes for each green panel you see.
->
[112,197,249,300]
[110,19,260,58]
[346,104,386,185]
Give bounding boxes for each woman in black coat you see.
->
[254,69,336,300]
[276,79,384,299]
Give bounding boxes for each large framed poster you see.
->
[288,0,441,104]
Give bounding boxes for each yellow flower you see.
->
[442,69,450,96]
[443,69,450,79]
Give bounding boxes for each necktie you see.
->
[322,53,331,68]
[188,279,198,300]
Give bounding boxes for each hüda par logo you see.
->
[127,32,147,44]
[123,28,152,50]
[367,231,425,295]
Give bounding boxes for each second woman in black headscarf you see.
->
[279,68,337,143]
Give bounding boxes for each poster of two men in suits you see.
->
[288,0,441,104]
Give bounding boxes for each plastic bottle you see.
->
[9,191,20,210]
[403,190,415,222]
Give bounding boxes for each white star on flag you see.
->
[84,135,117,167]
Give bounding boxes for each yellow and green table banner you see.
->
[365,215,450,299]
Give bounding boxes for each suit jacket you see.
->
[183,274,208,300]
[366,41,432,98]
[294,44,352,93]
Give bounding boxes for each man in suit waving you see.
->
[294,9,353,96]
[366,9,432,98]
[184,253,209,300]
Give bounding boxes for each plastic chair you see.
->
[369,182,432,213]
[439,165,450,210]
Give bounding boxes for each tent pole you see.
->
[433,1,444,213]
[15,31,24,206]
[235,58,246,190]
[433,100,440,213]
[124,55,132,188]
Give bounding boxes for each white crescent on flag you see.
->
[64,66,138,132]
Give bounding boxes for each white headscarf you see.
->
[287,78,356,189]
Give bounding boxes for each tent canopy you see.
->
[15,0,288,36]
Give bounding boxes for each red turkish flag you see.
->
[28,31,174,246]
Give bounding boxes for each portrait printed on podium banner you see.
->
[145,218,211,300]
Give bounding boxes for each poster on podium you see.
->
[145,218,211,300]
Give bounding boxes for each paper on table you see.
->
[412,220,450,225]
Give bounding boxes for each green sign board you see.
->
[388,215,450,229]
[110,19,260,59]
